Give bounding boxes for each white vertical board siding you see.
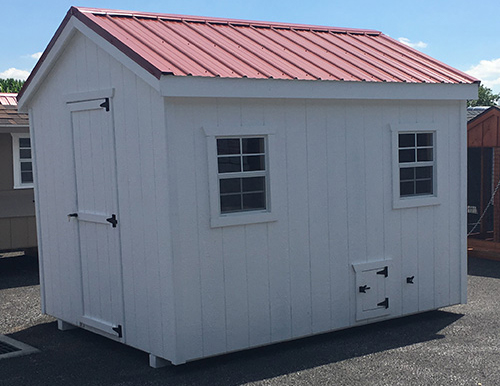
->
[28,29,465,364]
[166,96,465,362]
[28,33,90,325]
[326,102,350,329]
[29,32,175,358]
[305,100,331,334]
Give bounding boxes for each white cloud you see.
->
[465,58,500,94]
[31,52,42,60]
[0,68,30,80]
[398,37,428,49]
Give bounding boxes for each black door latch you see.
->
[359,285,371,293]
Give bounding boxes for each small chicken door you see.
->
[352,260,392,321]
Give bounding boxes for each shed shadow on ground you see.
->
[0,254,39,290]
[468,256,500,279]
[4,309,463,386]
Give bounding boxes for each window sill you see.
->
[210,211,277,228]
[393,195,440,210]
[13,184,34,190]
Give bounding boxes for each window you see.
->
[398,132,434,197]
[11,133,33,189]
[204,126,277,227]
[391,124,439,209]
[217,137,267,213]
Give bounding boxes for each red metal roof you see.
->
[72,7,477,85]
[20,6,479,102]
[0,93,19,106]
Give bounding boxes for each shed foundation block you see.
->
[149,354,170,368]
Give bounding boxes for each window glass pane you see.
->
[218,156,241,173]
[242,138,264,154]
[220,178,241,194]
[243,192,266,210]
[417,148,433,162]
[243,155,265,171]
[416,166,432,179]
[417,133,433,147]
[21,171,33,184]
[242,176,265,192]
[400,181,415,196]
[416,179,432,194]
[20,149,31,159]
[19,138,30,148]
[399,149,415,163]
[399,133,415,148]
[217,138,240,155]
[400,167,414,181]
[220,194,242,213]
[20,162,32,172]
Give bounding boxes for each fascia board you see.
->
[18,16,160,111]
[160,75,479,101]
[17,18,78,112]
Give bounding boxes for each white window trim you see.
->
[391,124,440,209]
[11,133,34,189]
[203,125,278,228]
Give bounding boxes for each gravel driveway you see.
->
[1,254,499,386]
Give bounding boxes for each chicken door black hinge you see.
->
[376,266,388,277]
[377,298,389,309]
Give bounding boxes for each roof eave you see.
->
[160,75,479,100]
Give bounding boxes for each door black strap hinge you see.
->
[112,325,122,338]
[106,214,118,228]
[100,98,110,112]
[377,298,389,309]
[376,266,388,277]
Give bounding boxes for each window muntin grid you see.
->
[398,132,434,197]
[217,137,267,214]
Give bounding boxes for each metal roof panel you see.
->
[19,6,480,103]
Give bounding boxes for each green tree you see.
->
[0,78,25,93]
[468,83,500,107]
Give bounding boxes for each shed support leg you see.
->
[57,319,76,331]
[149,354,169,368]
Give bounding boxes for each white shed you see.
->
[18,7,478,366]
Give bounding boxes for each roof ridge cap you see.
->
[74,6,381,35]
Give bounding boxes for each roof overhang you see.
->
[0,125,29,134]
[18,7,479,110]
[160,75,478,100]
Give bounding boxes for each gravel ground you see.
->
[1,255,499,386]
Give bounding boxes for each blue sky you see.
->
[2,0,500,93]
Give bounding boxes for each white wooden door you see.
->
[68,97,124,338]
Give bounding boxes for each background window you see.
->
[11,133,33,189]
[217,137,267,214]
[398,132,434,197]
